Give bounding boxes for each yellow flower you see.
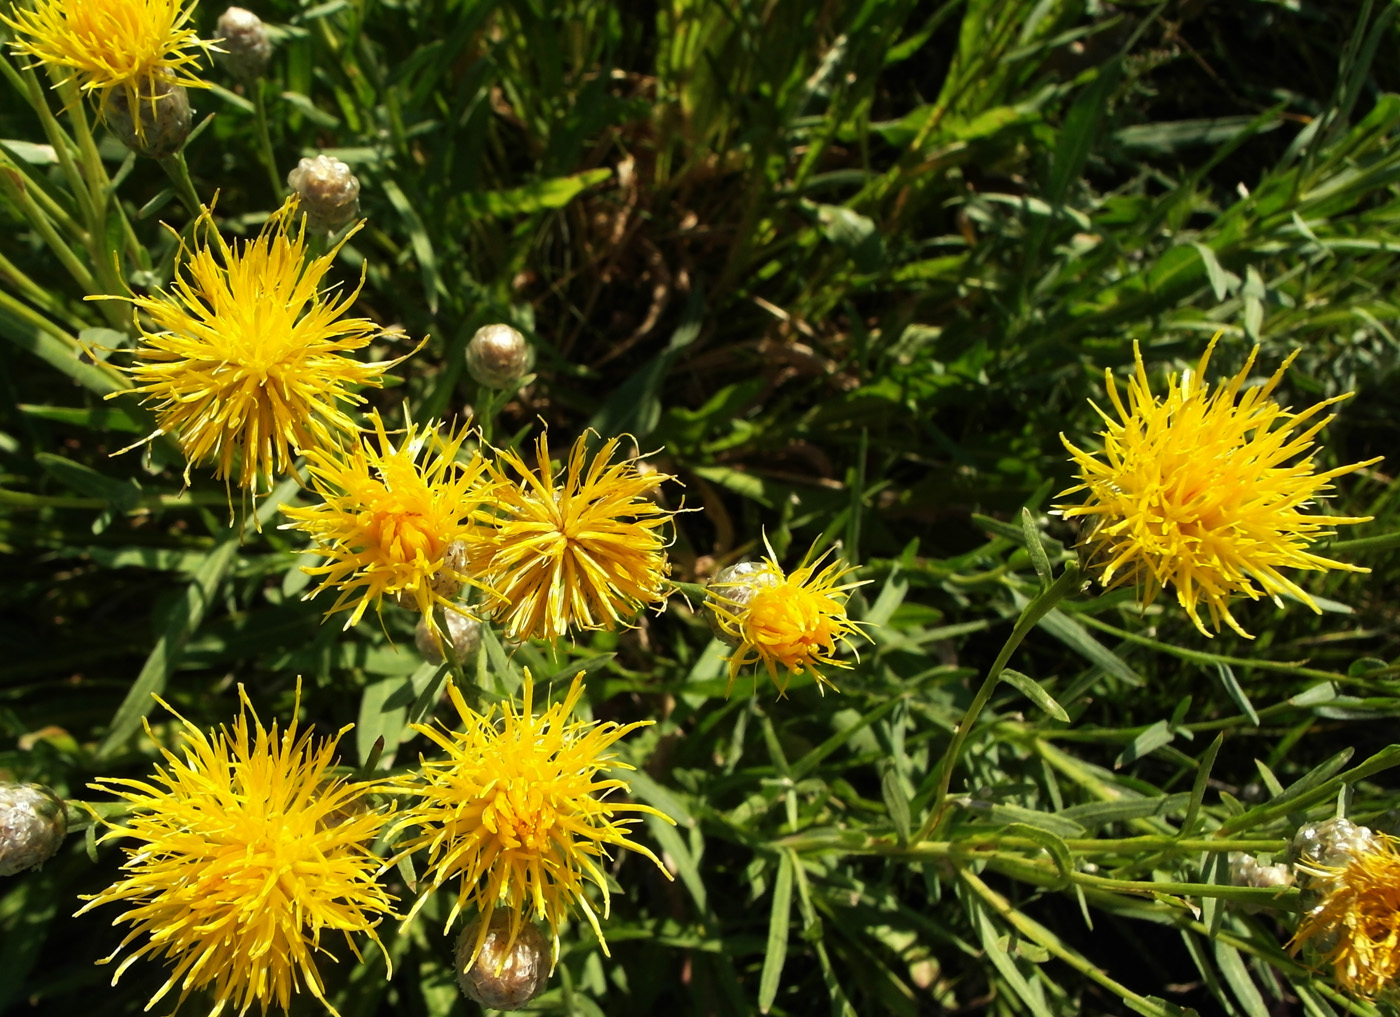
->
[1059,336,1382,638]
[1291,832,1400,998]
[1,0,214,137]
[76,685,396,1017]
[106,198,415,495]
[707,536,869,696]
[281,409,498,634]
[384,670,672,969]
[472,432,677,642]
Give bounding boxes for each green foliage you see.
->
[3,1,1400,1016]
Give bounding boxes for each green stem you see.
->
[252,83,283,198]
[918,563,1081,840]
[157,150,204,217]
[0,165,95,293]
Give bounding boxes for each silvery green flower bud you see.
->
[415,610,482,665]
[706,560,779,646]
[1229,852,1294,890]
[464,324,533,389]
[456,909,551,1010]
[0,783,67,876]
[1291,817,1377,871]
[286,155,361,234]
[102,73,192,159]
[216,7,272,81]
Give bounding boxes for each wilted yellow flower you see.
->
[707,536,868,695]
[76,685,396,1017]
[281,409,498,634]
[1,0,214,140]
[1291,831,1400,998]
[384,670,672,969]
[105,198,415,495]
[472,432,677,642]
[1059,336,1381,638]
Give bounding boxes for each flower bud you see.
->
[286,155,361,234]
[1291,817,1378,872]
[464,324,533,389]
[216,7,272,81]
[456,909,551,1010]
[705,560,779,646]
[101,74,192,159]
[415,610,482,665]
[0,782,67,876]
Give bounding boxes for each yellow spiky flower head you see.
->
[76,685,396,1017]
[706,536,869,696]
[1058,336,1381,638]
[1,0,215,143]
[1291,829,1400,998]
[104,198,416,496]
[281,409,498,635]
[471,432,677,643]
[383,670,673,970]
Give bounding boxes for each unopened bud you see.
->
[705,560,779,645]
[0,783,67,876]
[465,324,533,389]
[101,73,192,159]
[287,155,361,234]
[415,610,482,665]
[1292,817,1378,872]
[216,7,272,81]
[456,909,551,1010]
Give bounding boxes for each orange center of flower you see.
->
[745,584,839,667]
[481,778,557,853]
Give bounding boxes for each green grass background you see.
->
[3,0,1400,1014]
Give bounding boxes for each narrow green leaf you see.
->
[1000,667,1070,722]
[1181,734,1224,836]
[759,852,795,1014]
[1214,663,1259,727]
[1003,822,1073,879]
[645,814,706,913]
[880,760,911,844]
[383,178,440,315]
[1035,605,1145,687]
[1059,793,1193,828]
[1020,507,1052,588]
[1115,720,1176,769]
[1214,939,1270,1017]
[460,168,611,218]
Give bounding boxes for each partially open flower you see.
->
[0,782,67,876]
[706,536,869,696]
[287,155,361,235]
[1290,821,1400,998]
[455,909,551,1010]
[216,6,272,81]
[465,324,533,389]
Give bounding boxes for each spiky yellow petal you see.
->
[281,409,498,635]
[76,686,396,1017]
[1058,336,1381,638]
[383,670,673,969]
[471,432,677,642]
[104,198,416,495]
[707,536,869,696]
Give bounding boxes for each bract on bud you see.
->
[415,610,482,665]
[705,560,779,646]
[101,73,192,159]
[455,909,551,1011]
[286,155,361,234]
[0,782,67,876]
[216,7,272,81]
[464,324,533,388]
[391,540,469,611]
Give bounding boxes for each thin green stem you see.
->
[919,562,1080,840]
[157,151,204,216]
[252,84,283,198]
